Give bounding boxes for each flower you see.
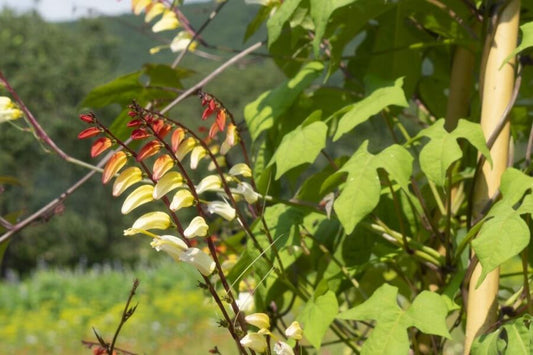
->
[240,333,268,353]
[236,291,255,313]
[0,96,23,123]
[196,175,222,194]
[79,113,95,123]
[229,163,252,178]
[132,0,150,15]
[144,2,165,22]
[215,109,226,131]
[220,123,238,154]
[152,154,175,180]
[183,216,209,238]
[136,140,162,161]
[131,211,171,231]
[131,128,150,140]
[207,201,236,221]
[150,234,188,261]
[77,127,101,139]
[113,167,142,196]
[153,171,183,199]
[171,127,185,152]
[190,146,207,170]
[234,182,261,203]
[91,137,112,158]
[170,31,197,52]
[245,313,270,330]
[152,10,179,32]
[179,248,216,276]
[285,321,303,341]
[169,189,194,211]
[176,137,196,161]
[102,151,127,184]
[121,185,154,214]
[273,341,294,355]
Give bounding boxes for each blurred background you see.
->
[0,1,284,353]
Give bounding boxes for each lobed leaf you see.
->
[297,290,338,349]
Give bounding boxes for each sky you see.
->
[0,0,203,22]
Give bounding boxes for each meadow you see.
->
[0,259,234,354]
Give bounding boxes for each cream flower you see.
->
[273,341,294,355]
[240,333,267,353]
[196,175,222,194]
[169,189,195,211]
[121,185,154,214]
[245,313,270,330]
[150,234,188,261]
[189,145,207,170]
[153,171,183,199]
[170,31,197,52]
[131,211,171,231]
[183,216,209,238]
[234,182,261,203]
[229,163,252,178]
[152,10,179,32]
[179,248,216,276]
[113,167,143,197]
[0,96,23,123]
[285,321,303,340]
[207,201,236,221]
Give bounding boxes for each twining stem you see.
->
[109,279,139,355]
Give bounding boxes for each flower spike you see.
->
[91,137,112,158]
[102,151,128,184]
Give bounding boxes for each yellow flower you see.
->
[245,313,270,330]
[152,10,179,32]
[183,216,209,238]
[240,333,267,353]
[113,167,143,197]
[229,163,252,178]
[169,189,195,211]
[102,151,128,184]
[131,0,151,15]
[131,211,171,231]
[152,154,175,181]
[121,185,154,214]
[0,96,23,123]
[144,2,165,22]
[153,171,184,199]
[196,175,222,194]
[190,146,207,170]
[170,31,197,52]
[285,321,303,341]
[176,137,196,161]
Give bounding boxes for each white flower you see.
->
[183,216,209,238]
[274,341,294,355]
[234,182,261,203]
[236,291,255,313]
[207,201,236,221]
[179,248,216,276]
[170,31,197,52]
[240,333,267,353]
[150,235,188,262]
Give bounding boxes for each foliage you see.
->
[3,0,533,354]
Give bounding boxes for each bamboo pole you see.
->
[445,46,475,131]
[464,1,520,353]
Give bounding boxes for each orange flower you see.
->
[77,127,101,139]
[102,151,128,184]
[216,109,226,131]
[152,154,174,180]
[91,137,112,157]
[171,128,185,152]
[136,140,162,161]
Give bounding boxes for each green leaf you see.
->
[338,284,451,355]
[332,77,408,141]
[269,120,327,179]
[334,142,413,233]
[244,5,272,42]
[244,61,324,141]
[501,22,533,67]
[471,329,504,355]
[500,168,533,206]
[143,63,193,89]
[81,71,144,107]
[503,318,530,354]
[309,0,354,56]
[418,119,491,186]
[267,0,302,48]
[472,201,530,286]
[298,290,338,349]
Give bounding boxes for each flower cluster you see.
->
[240,313,304,354]
[0,96,23,123]
[77,95,257,278]
[131,0,197,54]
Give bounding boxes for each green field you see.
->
[0,260,235,354]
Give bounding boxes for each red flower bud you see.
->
[91,137,112,158]
[157,124,172,139]
[77,127,101,139]
[136,140,162,161]
[128,111,137,117]
[151,119,164,133]
[127,119,143,127]
[131,128,150,140]
[79,113,95,123]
